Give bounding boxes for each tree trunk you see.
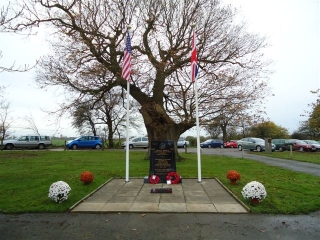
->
[220,124,228,142]
[140,101,188,161]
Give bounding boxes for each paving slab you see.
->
[70,178,249,213]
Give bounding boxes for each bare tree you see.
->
[0,4,38,72]
[23,114,41,135]
[2,0,272,159]
[0,98,13,150]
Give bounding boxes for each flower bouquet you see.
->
[226,170,241,185]
[48,181,71,203]
[241,181,267,205]
[80,171,94,184]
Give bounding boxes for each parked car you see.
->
[121,136,149,149]
[302,140,320,151]
[200,139,224,148]
[290,139,316,152]
[66,136,102,150]
[223,140,238,148]
[271,139,294,151]
[1,135,52,150]
[237,137,275,152]
[177,137,190,148]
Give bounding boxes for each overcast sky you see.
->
[0,0,319,138]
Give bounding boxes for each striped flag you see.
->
[122,32,132,81]
[191,30,198,82]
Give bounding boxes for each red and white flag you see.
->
[122,32,132,81]
[191,30,198,82]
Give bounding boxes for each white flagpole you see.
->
[125,26,131,183]
[192,26,201,183]
[195,74,201,183]
[125,79,130,182]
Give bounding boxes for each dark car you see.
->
[271,139,294,151]
[291,139,316,152]
[302,140,320,151]
[200,139,224,148]
[66,136,102,150]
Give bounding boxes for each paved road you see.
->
[184,148,320,177]
[1,212,320,240]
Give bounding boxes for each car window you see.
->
[133,137,140,142]
[30,136,36,141]
[142,137,148,141]
[19,136,29,141]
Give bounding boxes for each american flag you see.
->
[191,30,198,82]
[122,32,132,81]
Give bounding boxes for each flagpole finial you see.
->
[191,24,196,29]
[127,25,132,30]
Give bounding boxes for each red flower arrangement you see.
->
[149,174,160,184]
[80,171,94,184]
[226,170,241,185]
[166,172,180,184]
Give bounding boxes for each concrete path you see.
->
[71,178,249,213]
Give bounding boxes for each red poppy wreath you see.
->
[149,174,160,184]
[166,172,180,184]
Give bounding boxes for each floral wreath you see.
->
[149,174,160,184]
[166,171,180,184]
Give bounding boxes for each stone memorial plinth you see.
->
[144,140,181,183]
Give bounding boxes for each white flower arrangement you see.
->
[241,181,267,201]
[48,181,71,203]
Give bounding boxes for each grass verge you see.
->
[0,150,319,214]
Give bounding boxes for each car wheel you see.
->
[95,144,101,149]
[256,146,262,152]
[5,144,14,150]
[129,144,134,149]
[38,144,45,150]
[299,147,304,151]
[238,145,242,151]
[72,144,77,150]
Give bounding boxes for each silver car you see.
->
[121,136,149,149]
[2,135,52,150]
[177,137,190,148]
[237,137,275,152]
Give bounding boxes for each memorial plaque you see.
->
[149,140,176,183]
[150,188,172,193]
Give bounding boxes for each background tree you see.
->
[300,89,320,139]
[23,114,41,135]
[0,95,14,150]
[2,0,272,159]
[249,121,289,139]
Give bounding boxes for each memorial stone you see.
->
[145,140,177,183]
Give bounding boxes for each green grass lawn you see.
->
[0,150,319,214]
